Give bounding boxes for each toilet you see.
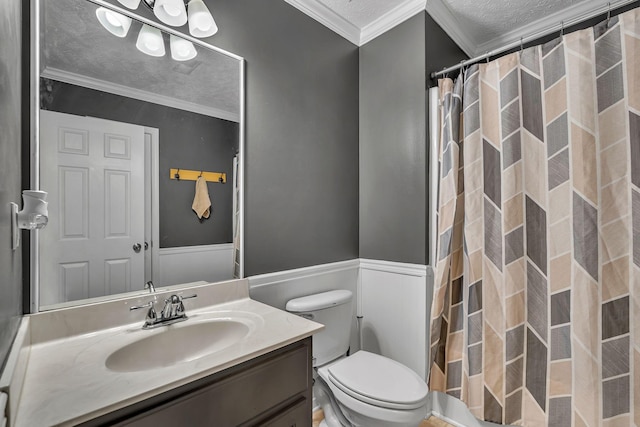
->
[286,290,428,427]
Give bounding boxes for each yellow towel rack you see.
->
[170,168,226,183]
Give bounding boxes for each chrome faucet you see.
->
[130,293,197,329]
[144,281,156,293]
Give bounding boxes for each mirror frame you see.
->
[29,0,245,313]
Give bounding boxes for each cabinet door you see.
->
[112,340,311,427]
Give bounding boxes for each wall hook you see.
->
[607,2,612,24]
[199,170,203,177]
[175,168,180,180]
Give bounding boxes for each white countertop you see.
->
[12,280,323,426]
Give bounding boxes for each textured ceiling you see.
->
[42,0,240,121]
[291,0,610,53]
[440,0,589,50]
[445,0,583,39]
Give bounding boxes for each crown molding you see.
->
[41,67,240,122]
[285,0,428,46]
[473,0,624,56]
[425,0,475,57]
[285,0,634,55]
[360,0,427,45]
[283,0,361,45]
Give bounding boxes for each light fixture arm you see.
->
[141,0,189,10]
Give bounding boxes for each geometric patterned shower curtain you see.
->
[429,8,640,427]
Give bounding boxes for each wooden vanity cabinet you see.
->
[82,338,312,427]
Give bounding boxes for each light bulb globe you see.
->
[96,7,132,38]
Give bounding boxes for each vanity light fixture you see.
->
[169,35,197,61]
[96,2,209,60]
[95,7,132,37]
[117,0,141,9]
[187,0,218,38]
[136,24,166,57]
[150,0,188,27]
[142,0,218,38]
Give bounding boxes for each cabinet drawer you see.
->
[259,398,309,427]
[117,342,310,427]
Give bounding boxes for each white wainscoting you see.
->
[157,244,234,287]
[359,259,434,381]
[248,258,435,381]
[248,260,361,353]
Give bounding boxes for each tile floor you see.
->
[421,417,456,427]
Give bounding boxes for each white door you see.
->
[39,111,145,306]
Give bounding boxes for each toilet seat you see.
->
[325,351,428,410]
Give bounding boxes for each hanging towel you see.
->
[192,176,212,219]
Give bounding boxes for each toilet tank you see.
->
[286,290,352,367]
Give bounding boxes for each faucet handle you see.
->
[130,301,153,311]
[165,294,181,305]
[175,294,197,316]
[130,300,157,324]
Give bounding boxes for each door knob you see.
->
[133,243,142,253]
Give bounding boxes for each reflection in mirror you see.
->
[35,0,243,311]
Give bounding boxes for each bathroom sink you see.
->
[105,315,256,372]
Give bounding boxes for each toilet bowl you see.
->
[286,290,428,427]
[317,350,428,426]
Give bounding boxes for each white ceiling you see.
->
[284,0,624,56]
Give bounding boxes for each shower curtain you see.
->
[430,8,639,427]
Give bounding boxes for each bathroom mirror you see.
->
[33,0,244,311]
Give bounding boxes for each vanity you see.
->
[3,280,323,426]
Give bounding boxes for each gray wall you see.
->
[425,14,468,89]
[0,0,23,370]
[359,13,427,265]
[204,1,360,275]
[40,80,239,248]
[425,14,468,263]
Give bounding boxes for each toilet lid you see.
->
[327,351,428,410]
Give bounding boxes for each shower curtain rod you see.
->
[431,0,639,79]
